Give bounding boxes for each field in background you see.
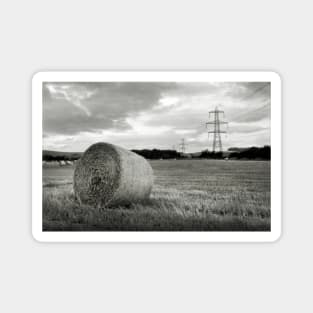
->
[43,159,271,231]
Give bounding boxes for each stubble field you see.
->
[43,159,271,231]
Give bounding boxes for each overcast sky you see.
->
[43,81,270,152]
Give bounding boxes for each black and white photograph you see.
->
[33,71,281,241]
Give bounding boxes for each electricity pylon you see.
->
[206,107,228,152]
[179,138,187,153]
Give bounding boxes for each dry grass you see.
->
[43,159,270,231]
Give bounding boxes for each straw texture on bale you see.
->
[73,142,154,207]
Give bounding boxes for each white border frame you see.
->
[32,71,281,242]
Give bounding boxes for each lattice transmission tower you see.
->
[206,107,228,152]
[179,138,187,153]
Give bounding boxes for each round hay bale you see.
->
[73,142,154,207]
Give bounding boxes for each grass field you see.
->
[43,159,271,231]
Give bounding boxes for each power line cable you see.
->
[231,103,270,122]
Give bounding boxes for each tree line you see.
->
[133,146,270,160]
[43,146,271,162]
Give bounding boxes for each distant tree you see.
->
[132,149,181,160]
[199,150,223,159]
[229,146,270,160]
[43,152,82,162]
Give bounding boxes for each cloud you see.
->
[158,96,180,108]
[228,118,270,134]
[223,82,270,100]
[43,134,76,150]
[232,102,270,123]
[43,82,176,136]
[45,83,96,116]
[126,115,172,136]
[43,82,271,152]
[175,129,197,135]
